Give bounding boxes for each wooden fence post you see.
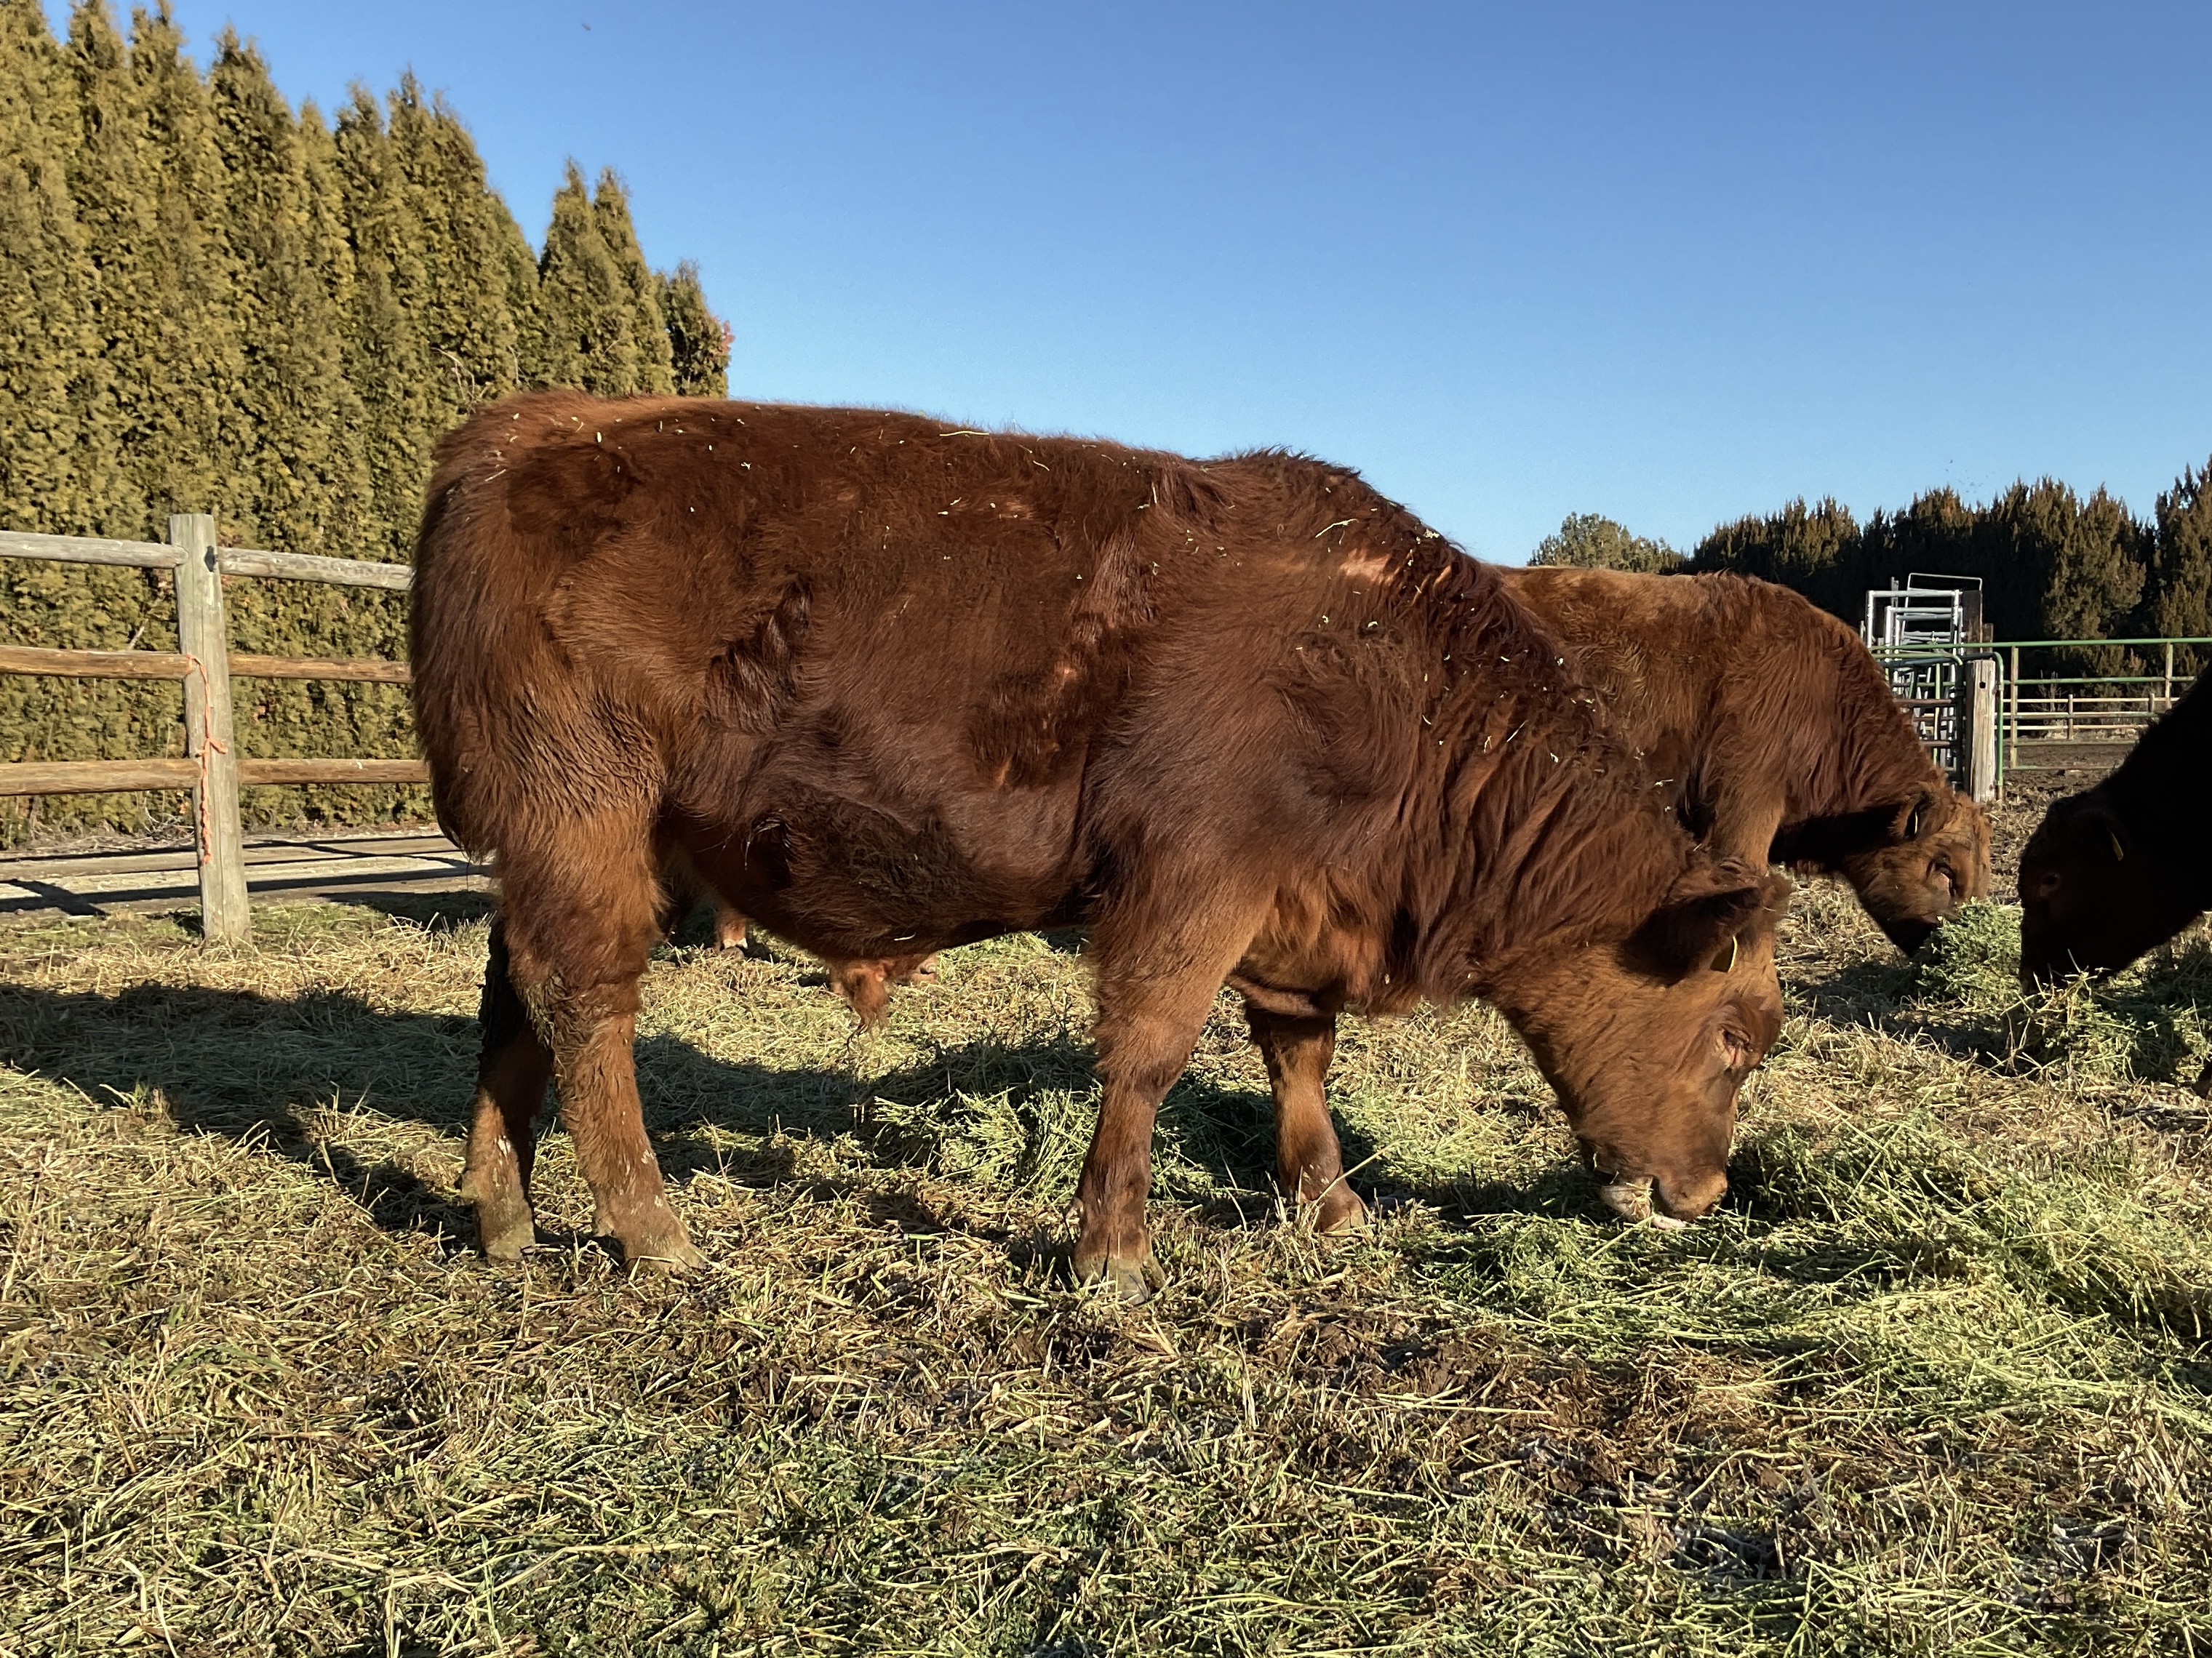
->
[1956,655,1999,805]
[170,513,249,942]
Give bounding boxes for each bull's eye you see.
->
[1718,1028,1754,1070]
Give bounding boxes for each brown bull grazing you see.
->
[412,392,1787,1298]
[1501,566,1991,953]
[2020,665,2212,982]
[815,561,1992,1022]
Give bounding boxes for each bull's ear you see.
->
[2069,801,2131,864]
[1630,857,1768,982]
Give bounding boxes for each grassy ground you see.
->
[1,788,2209,1655]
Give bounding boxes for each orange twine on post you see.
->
[180,653,230,869]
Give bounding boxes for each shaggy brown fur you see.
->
[1502,566,1991,953]
[412,393,1785,1298]
[2020,665,2212,981]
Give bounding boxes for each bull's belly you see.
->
[669,772,1088,961]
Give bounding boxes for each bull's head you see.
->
[1832,785,1992,956]
[1487,863,1790,1225]
[2019,793,2201,983]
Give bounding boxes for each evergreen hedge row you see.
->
[1690,467,2212,678]
[11,4,2207,849]
[0,1,729,844]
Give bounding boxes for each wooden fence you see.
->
[0,515,422,942]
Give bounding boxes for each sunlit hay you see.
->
[0,891,2207,1654]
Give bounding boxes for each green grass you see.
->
[0,878,2208,1655]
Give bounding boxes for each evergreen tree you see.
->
[208,29,369,558]
[124,1,248,537]
[660,260,730,396]
[1692,497,1864,617]
[55,0,153,539]
[388,76,530,414]
[536,161,643,393]
[1698,481,2157,677]
[296,99,359,385]
[1985,480,2147,660]
[2143,459,2212,674]
[0,0,164,843]
[0,9,733,842]
[1528,512,1680,573]
[495,200,544,391]
[591,168,674,393]
[0,0,108,536]
[332,84,437,565]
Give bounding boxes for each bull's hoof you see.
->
[462,1172,537,1264]
[1074,1249,1165,1305]
[620,1228,708,1272]
[476,1204,538,1264]
[1299,1183,1370,1237]
[601,1198,708,1271]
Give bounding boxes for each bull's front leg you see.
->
[1245,1004,1367,1235]
[1078,897,1269,1302]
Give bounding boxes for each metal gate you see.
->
[1880,649,1965,774]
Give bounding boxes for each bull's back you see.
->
[412,393,1254,947]
[1498,566,1731,767]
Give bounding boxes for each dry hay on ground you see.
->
[0,865,2208,1657]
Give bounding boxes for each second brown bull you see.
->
[802,561,1992,1025]
[412,393,1788,1299]
[1504,566,1990,952]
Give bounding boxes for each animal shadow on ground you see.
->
[0,969,1381,1270]
[329,889,498,931]
[1794,945,2212,1096]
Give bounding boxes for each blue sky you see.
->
[64,1,2212,561]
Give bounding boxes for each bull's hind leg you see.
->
[501,830,706,1270]
[460,917,553,1261]
[1244,1005,1368,1236]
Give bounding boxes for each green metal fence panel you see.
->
[1875,636,2208,783]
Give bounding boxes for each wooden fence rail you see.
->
[0,516,424,941]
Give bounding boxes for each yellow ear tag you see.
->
[2108,830,2126,862]
[1710,935,1738,974]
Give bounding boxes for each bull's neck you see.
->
[1400,575,1695,1001]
